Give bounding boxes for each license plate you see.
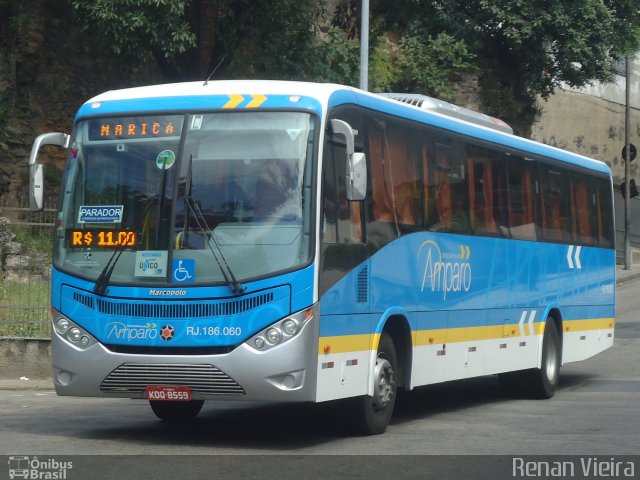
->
[145,385,192,401]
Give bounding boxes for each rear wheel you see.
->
[528,320,561,398]
[498,319,561,398]
[149,400,204,421]
[352,332,397,435]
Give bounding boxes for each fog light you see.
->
[265,328,282,345]
[68,327,81,343]
[254,337,265,349]
[282,319,298,336]
[80,336,90,347]
[55,318,70,335]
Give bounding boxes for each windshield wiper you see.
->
[183,155,244,294]
[93,247,125,295]
[93,194,159,295]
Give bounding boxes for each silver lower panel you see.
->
[52,313,319,403]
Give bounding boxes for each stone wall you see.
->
[531,57,640,185]
[0,217,50,282]
[0,337,51,380]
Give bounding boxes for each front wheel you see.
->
[351,332,397,435]
[149,400,204,422]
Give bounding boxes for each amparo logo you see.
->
[418,240,472,301]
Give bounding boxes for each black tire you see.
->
[352,332,397,435]
[149,400,204,422]
[528,320,561,398]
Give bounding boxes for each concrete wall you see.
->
[0,338,51,380]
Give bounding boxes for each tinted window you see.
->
[539,165,572,243]
[506,156,537,241]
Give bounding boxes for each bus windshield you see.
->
[54,111,316,287]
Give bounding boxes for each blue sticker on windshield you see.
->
[172,259,195,283]
[78,205,124,224]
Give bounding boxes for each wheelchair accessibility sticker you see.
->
[172,259,195,283]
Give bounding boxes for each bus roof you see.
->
[79,80,611,177]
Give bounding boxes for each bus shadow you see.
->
[74,372,598,450]
[391,372,598,426]
[76,400,355,450]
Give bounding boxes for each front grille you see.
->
[100,363,245,396]
[104,345,236,355]
[95,292,273,318]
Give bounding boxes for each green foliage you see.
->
[11,226,53,256]
[369,0,640,131]
[392,31,475,100]
[71,0,196,72]
[218,0,324,80]
[306,28,360,86]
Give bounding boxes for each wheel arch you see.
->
[374,310,413,391]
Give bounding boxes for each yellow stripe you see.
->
[563,317,615,332]
[223,94,244,109]
[318,318,614,355]
[318,333,378,355]
[245,94,267,108]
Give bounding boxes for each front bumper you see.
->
[52,312,319,403]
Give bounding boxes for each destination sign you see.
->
[67,229,138,248]
[88,116,184,141]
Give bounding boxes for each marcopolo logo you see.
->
[8,456,73,480]
[418,239,472,301]
[78,205,123,224]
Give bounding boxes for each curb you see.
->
[616,271,640,285]
[0,379,54,390]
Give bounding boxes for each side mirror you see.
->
[29,132,70,211]
[30,164,44,211]
[330,119,367,201]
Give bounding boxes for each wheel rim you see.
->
[545,333,559,383]
[372,356,395,412]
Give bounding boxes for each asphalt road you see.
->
[1,281,639,478]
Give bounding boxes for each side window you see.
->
[323,138,363,245]
[366,116,422,249]
[467,145,508,236]
[596,177,614,248]
[570,172,598,246]
[506,156,537,241]
[429,138,469,233]
[322,143,338,244]
[539,165,572,243]
[386,123,421,227]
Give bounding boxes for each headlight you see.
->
[265,328,282,345]
[247,304,315,352]
[55,318,70,335]
[282,319,299,336]
[68,328,82,343]
[52,313,97,350]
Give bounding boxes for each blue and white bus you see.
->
[29,81,615,434]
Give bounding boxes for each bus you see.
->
[29,80,615,435]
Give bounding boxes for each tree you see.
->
[369,0,640,132]
[71,0,324,81]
